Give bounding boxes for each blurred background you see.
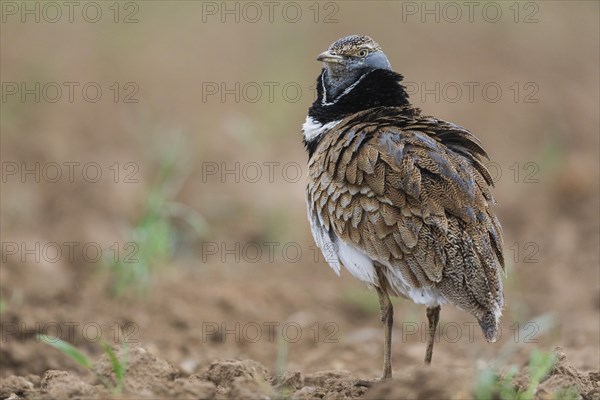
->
[1,0,598,393]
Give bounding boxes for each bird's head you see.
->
[317,35,392,101]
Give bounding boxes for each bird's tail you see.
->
[478,310,500,342]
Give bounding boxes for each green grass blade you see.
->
[275,332,288,382]
[101,341,126,390]
[37,335,93,370]
[473,367,497,400]
[120,341,128,383]
[521,350,557,399]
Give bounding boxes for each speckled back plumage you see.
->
[307,105,504,340]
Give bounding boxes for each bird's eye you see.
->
[357,49,369,57]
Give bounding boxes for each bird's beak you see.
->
[317,50,344,64]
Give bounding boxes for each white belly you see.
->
[380,262,447,306]
[335,237,378,285]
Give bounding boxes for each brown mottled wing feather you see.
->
[308,107,504,326]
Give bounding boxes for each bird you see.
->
[302,35,505,383]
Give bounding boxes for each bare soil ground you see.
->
[1,240,598,399]
[0,346,598,400]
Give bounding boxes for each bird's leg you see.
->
[376,284,393,380]
[355,275,394,388]
[424,305,441,365]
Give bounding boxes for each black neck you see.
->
[308,69,412,125]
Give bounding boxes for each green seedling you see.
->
[106,138,208,296]
[37,335,128,393]
[521,350,559,399]
[474,349,558,400]
[275,330,288,383]
[272,333,294,400]
[100,341,127,393]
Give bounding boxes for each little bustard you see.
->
[303,35,505,381]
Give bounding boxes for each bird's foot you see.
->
[354,375,392,387]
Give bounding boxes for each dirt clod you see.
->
[365,365,472,400]
[203,359,269,388]
[300,370,367,399]
[94,346,178,396]
[163,376,217,400]
[532,350,599,400]
[0,376,34,399]
[274,370,304,391]
[39,370,102,399]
